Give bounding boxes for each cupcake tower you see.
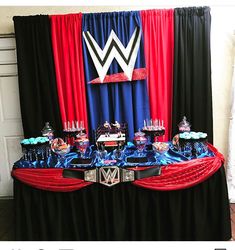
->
[178,132,208,156]
[21,137,50,161]
[172,117,209,157]
[179,132,207,140]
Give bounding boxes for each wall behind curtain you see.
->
[210,7,235,159]
[13,15,63,137]
[226,53,235,202]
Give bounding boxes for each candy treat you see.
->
[152,142,169,154]
[75,133,89,157]
[51,138,70,156]
[133,130,147,154]
[142,119,165,143]
[63,120,86,146]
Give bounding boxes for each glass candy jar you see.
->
[75,133,90,158]
[178,116,191,133]
[41,122,54,142]
[133,130,147,155]
[51,138,70,156]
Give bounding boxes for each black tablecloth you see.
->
[14,166,231,241]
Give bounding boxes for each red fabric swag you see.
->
[141,9,174,140]
[133,144,224,191]
[12,144,224,192]
[12,168,92,192]
[50,14,88,132]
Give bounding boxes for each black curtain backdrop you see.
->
[14,167,231,241]
[13,15,63,138]
[172,7,213,142]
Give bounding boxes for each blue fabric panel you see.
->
[82,11,150,141]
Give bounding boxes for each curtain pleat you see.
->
[13,7,214,145]
[13,15,63,137]
[141,9,174,140]
[172,7,213,142]
[14,169,231,240]
[50,14,89,132]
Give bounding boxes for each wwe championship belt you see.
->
[63,166,161,187]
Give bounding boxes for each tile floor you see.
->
[230,203,235,240]
[0,199,14,240]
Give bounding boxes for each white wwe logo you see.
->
[99,167,120,187]
[83,27,141,83]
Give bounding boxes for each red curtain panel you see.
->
[50,14,88,132]
[141,9,174,141]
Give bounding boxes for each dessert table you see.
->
[12,144,232,241]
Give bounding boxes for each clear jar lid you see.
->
[134,130,147,142]
[41,122,54,135]
[76,132,89,141]
[178,116,191,131]
[134,130,145,137]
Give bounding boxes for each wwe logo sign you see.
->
[99,166,120,187]
[83,27,141,83]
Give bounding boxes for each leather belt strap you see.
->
[134,167,161,180]
[63,169,85,180]
[63,166,161,187]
